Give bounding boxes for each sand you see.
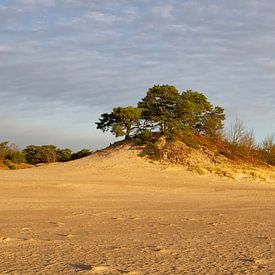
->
[0,145,274,274]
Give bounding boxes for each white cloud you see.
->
[18,0,56,8]
[0,0,274,148]
[151,4,174,18]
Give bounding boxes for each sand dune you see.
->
[0,144,274,274]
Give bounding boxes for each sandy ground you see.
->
[0,145,274,274]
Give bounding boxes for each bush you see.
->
[0,141,25,164]
[134,130,156,145]
[0,141,10,161]
[3,159,16,170]
[57,148,72,162]
[260,135,275,165]
[139,142,160,159]
[71,149,91,160]
[7,151,26,164]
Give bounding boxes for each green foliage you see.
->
[0,139,92,168]
[23,145,41,164]
[96,84,227,161]
[134,130,157,145]
[23,145,57,164]
[23,145,92,164]
[137,86,225,138]
[181,90,226,136]
[57,148,72,162]
[181,90,212,114]
[7,151,26,164]
[3,159,16,170]
[202,106,226,138]
[138,85,181,133]
[139,142,160,159]
[96,106,141,140]
[71,149,91,160]
[180,131,200,149]
[39,145,58,163]
[0,141,25,164]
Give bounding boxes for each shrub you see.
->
[0,141,10,161]
[57,148,72,162]
[7,151,26,164]
[139,142,160,159]
[71,149,91,160]
[134,130,156,145]
[3,159,16,170]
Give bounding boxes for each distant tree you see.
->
[6,144,26,163]
[261,134,275,165]
[226,119,258,162]
[96,106,141,140]
[57,148,72,162]
[262,134,275,154]
[240,130,256,150]
[23,145,42,164]
[71,149,91,160]
[37,145,57,163]
[23,145,57,164]
[227,118,247,146]
[0,141,10,161]
[0,141,25,163]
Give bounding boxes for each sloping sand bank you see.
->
[0,145,274,274]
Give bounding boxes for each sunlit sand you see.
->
[0,145,274,274]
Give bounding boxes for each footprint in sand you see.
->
[117,271,141,275]
[70,263,92,271]
[111,217,124,220]
[186,218,198,221]
[22,227,32,231]
[49,221,65,226]
[146,245,174,255]
[155,246,174,254]
[254,259,269,265]
[159,223,178,227]
[0,236,27,242]
[56,233,75,238]
[90,266,112,273]
[112,216,140,221]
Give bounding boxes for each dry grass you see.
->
[0,160,32,170]
[150,138,275,182]
[189,162,275,182]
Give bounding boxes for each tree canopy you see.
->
[138,85,181,133]
[96,84,226,140]
[96,106,142,140]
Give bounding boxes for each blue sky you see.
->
[0,0,274,151]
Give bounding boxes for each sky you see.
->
[0,0,274,151]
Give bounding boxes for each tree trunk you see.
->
[125,127,131,140]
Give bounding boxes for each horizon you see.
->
[1,0,274,151]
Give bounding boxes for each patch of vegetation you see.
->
[0,141,92,170]
[139,142,160,159]
[3,159,16,170]
[96,84,275,172]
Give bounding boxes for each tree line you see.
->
[96,84,275,165]
[0,142,91,169]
